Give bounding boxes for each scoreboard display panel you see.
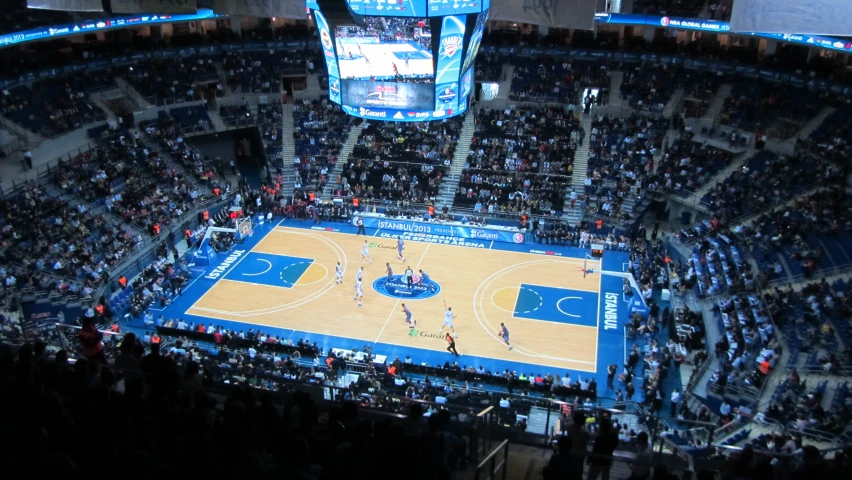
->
[310,0,488,121]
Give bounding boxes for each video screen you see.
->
[342,80,434,110]
[429,0,483,15]
[461,65,473,99]
[347,0,428,17]
[336,18,434,82]
[462,12,487,75]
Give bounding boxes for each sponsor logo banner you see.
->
[361,217,524,244]
[378,231,487,248]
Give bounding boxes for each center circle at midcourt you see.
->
[372,275,441,300]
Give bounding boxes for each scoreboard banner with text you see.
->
[355,216,525,244]
[342,80,434,111]
[341,96,467,121]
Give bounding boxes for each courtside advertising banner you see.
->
[356,217,526,244]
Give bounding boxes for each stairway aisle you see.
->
[435,110,477,207]
[672,147,756,211]
[323,123,363,197]
[214,62,231,96]
[279,102,297,193]
[662,88,683,118]
[207,108,228,132]
[525,406,550,436]
[304,73,323,99]
[794,106,835,140]
[702,83,731,121]
[693,147,755,199]
[115,77,154,109]
[495,65,514,105]
[146,133,211,192]
[607,70,625,110]
[563,113,594,225]
[90,89,120,121]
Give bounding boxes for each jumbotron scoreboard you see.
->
[307,0,489,121]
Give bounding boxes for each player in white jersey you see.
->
[335,262,343,284]
[361,240,373,264]
[353,267,364,306]
[397,236,406,262]
[437,307,457,337]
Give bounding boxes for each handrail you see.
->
[477,405,495,418]
[34,320,123,337]
[474,439,509,480]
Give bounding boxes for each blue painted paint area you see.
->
[514,284,599,328]
[372,274,441,300]
[119,218,633,397]
[223,252,314,288]
[601,250,632,272]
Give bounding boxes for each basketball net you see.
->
[579,254,597,278]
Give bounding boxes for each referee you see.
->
[446,333,459,356]
[405,266,414,290]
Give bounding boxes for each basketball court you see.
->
[162,220,639,381]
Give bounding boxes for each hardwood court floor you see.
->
[187,226,603,372]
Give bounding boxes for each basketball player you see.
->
[404,265,414,290]
[335,261,343,284]
[397,236,406,262]
[401,303,414,327]
[438,307,457,337]
[361,241,373,264]
[386,262,393,280]
[353,267,364,306]
[498,322,512,350]
[418,269,436,292]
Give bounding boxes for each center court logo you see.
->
[373,275,441,300]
